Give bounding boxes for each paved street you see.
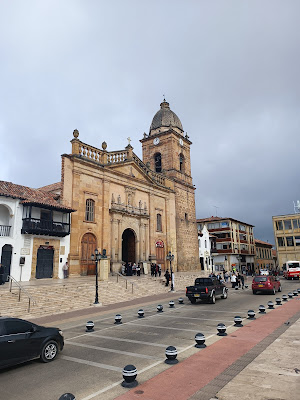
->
[0,277,300,400]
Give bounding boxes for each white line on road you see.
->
[67,341,160,359]
[61,355,122,372]
[88,333,182,349]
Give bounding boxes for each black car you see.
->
[0,317,64,369]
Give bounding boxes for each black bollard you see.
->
[195,333,206,348]
[248,310,255,319]
[122,364,138,388]
[282,294,288,301]
[267,301,274,309]
[293,290,298,296]
[178,297,184,304]
[259,305,266,313]
[115,314,122,324]
[235,286,239,290]
[59,394,75,400]
[245,285,249,289]
[297,288,300,294]
[157,304,163,312]
[138,309,144,318]
[169,300,175,308]
[165,346,178,364]
[276,297,282,305]
[86,321,94,332]
[288,292,293,299]
[234,316,243,326]
[217,323,227,336]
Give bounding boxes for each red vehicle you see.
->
[283,261,300,280]
[252,275,282,295]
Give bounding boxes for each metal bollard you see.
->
[259,305,266,313]
[297,288,300,294]
[86,321,94,332]
[267,301,274,309]
[275,297,282,305]
[165,346,178,364]
[59,394,75,400]
[293,290,298,296]
[157,304,163,312]
[169,300,175,308]
[235,286,239,290]
[115,314,122,324]
[248,310,255,319]
[122,364,138,388]
[217,323,227,336]
[195,333,206,348]
[178,297,184,304]
[138,309,144,318]
[288,292,293,298]
[282,294,288,301]
[234,316,243,326]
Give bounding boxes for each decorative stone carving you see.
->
[117,195,121,204]
[111,193,115,204]
[73,129,79,138]
[102,141,107,150]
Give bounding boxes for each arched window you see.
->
[156,213,162,232]
[85,199,95,221]
[179,153,185,172]
[154,153,162,173]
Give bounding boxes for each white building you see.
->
[0,181,74,282]
[198,224,216,273]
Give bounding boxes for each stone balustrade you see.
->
[110,202,149,217]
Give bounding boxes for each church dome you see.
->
[150,100,183,134]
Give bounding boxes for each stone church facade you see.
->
[61,100,199,275]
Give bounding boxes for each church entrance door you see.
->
[81,233,97,275]
[122,229,135,263]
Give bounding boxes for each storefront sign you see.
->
[155,240,164,248]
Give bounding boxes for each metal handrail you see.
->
[116,272,134,294]
[7,275,37,313]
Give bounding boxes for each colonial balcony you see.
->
[21,218,70,237]
[0,225,11,237]
[241,249,249,254]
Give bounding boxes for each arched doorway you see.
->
[122,229,136,264]
[81,233,97,275]
[1,244,12,282]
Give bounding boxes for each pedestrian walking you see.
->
[136,263,141,276]
[158,265,161,277]
[155,264,158,277]
[164,269,170,286]
[230,273,237,288]
[240,273,245,289]
[62,261,69,279]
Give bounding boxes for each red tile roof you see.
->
[0,180,74,212]
[197,216,254,227]
[39,182,62,193]
[255,238,273,247]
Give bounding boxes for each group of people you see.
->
[150,263,161,277]
[230,271,245,289]
[121,262,142,276]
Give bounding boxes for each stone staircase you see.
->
[0,271,206,320]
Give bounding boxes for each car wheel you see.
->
[190,298,196,304]
[40,340,58,363]
[210,293,216,304]
[221,288,228,299]
[278,285,282,292]
[252,290,257,295]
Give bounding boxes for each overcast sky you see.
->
[1,0,299,245]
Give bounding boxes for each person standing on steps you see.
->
[62,261,69,279]
[164,269,170,286]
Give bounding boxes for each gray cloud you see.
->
[1,0,299,244]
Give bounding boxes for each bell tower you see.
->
[140,100,200,271]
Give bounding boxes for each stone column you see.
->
[118,219,122,262]
[145,223,149,261]
[139,221,143,262]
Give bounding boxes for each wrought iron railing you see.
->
[116,272,134,294]
[21,218,70,236]
[8,275,37,313]
[0,225,11,236]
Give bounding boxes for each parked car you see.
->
[0,317,64,369]
[186,277,228,304]
[252,275,282,295]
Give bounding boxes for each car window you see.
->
[254,277,267,282]
[4,320,33,335]
[195,278,213,286]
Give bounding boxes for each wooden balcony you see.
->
[0,225,11,237]
[21,218,70,237]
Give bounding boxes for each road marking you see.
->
[160,314,233,322]
[61,355,122,372]
[127,322,209,333]
[67,341,160,359]
[88,333,182,349]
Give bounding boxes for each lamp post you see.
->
[166,251,174,291]
[91,248,107,305]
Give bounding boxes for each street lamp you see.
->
[166,251,175,291]
[91,248,107,304]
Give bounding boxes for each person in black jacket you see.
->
[164,269,170,286]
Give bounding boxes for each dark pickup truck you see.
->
[186,277,228,304]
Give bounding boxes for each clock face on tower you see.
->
[153,137,160,145]
[179,138,183,146]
